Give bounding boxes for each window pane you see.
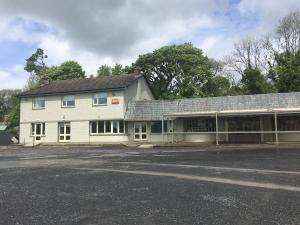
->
[91,122,97,133]
[141,123,147,133]
[94,93,107,105]
[105,121,111,133]
[119,120,124,133]
[42,123,45,135]
[34,97,45,108]
[113,121,118,133]
[66,136,70,140]
[98,121,104,133]
[66,125,70,135]
[36,124,41,135]
[31,123,35,135]
[60,126,64,134]
[151,121,162,133]
[63,95,75,107]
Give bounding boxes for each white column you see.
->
[274,112,278,145]
[162,117,164,144]
[260,116,264,143]
[215,113,219,145]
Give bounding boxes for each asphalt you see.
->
[0,146,299,225]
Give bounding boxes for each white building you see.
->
[19,71,300,145]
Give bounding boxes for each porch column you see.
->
[215,113,219,145]
[260,116,264,143]
[172,119,175,143]
[274,112,278,145]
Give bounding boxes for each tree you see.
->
[226,37,269,76]
[133,43,214,99]
[111,64,123,75]
[277,11,300,55]
[273,50,300,92]
[0,89,21,137]
[241,68,275,94]
[97,64,111,76]
[42,61,86,81]
[24,48,48,89]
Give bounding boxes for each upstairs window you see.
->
[93,92,107,105]
[62,95,75,107]
[33,97,45,109]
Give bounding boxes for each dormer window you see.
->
[33,97,45,109]
[93,92,107,105]
[62,95,75,107]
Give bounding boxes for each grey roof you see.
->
[125,92,300,121]
[19,74,140,97]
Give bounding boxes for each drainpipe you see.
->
[215,113,219,145]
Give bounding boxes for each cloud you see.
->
[0,0,300,89]
[0,65,29,89]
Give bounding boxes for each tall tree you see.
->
[273,50,300,92]
[133,43,214,99]
[24,48,48,89]
[42,61,86,81]
[97,64,111,76]
[276,11,300,55]
[241,68,275,94]
[111,64,123,75]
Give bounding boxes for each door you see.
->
[59,122,71,142]
[33,123,44,142]
[134,122,147,141]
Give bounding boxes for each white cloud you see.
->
[0,65,29,89]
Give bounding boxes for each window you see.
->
[150,121,168,133]
[184,118,215,132]
[90,120,125,134]
[93,92,107,105]
[33,97,45,109]
[62,95,75,107]
[31,123,45,136]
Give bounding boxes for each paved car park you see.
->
[0,146,300,225]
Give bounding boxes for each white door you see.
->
[134,122,147,141]
[59,122,71,142]
[33,123,44,142]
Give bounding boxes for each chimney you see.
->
[133,68,141,76]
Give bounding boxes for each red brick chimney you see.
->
[133,68,141,76]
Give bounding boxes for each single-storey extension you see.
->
[19,71,300,145]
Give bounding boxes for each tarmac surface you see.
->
[0,146,299,225]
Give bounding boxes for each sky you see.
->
[0,0,299,89]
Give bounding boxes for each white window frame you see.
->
[31,123,45,141]
[93,92,108,105]
[33,97,45,109]
[62,95,75,107]
[90,120,125,134]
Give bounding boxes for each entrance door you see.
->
[134,122,147,141]
[59,122,71,142]
[33,123,44,142]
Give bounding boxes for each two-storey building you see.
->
[19,71,300,145]
[19,71,155,145]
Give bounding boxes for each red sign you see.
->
[111,98,119,104]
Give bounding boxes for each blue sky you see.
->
[0,0,299,89]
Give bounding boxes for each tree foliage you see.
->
[42,61,86,81]
[97,64,125,76]
[273,50,300,92]
[132,43,218,99]
[0,89,21,136]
